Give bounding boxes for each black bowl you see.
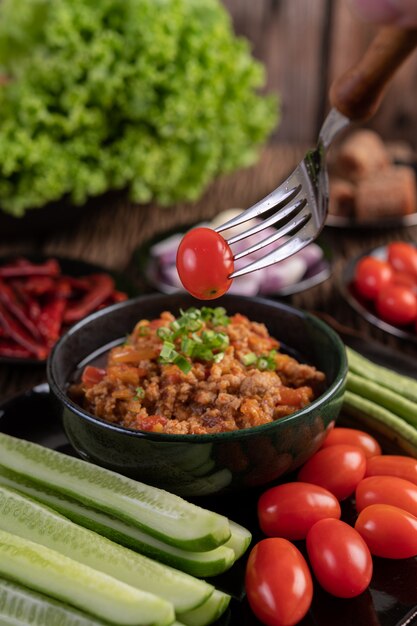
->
[47,294,347,496]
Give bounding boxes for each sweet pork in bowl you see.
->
[47,293,347,496]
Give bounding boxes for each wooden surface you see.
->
[223,0,417,145]
[0,143,416,404]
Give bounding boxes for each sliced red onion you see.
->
[296,242,324,268]
[228,272,262,296]
[161,264,184,289]
[258,256,308,294]
[150,234,183,265]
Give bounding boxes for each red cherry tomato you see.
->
[258,482,341,540]
[176,227,234,300]
[354,256,393,300]
[245,538,313,626]
[392,270,417,294]
[355,503,417,559]
[81,366,106,387]
[306,518,373,598]
[298,444,366,500]
[387,242,417,278]
[321,427,381,458]
[356,475,417,518]
[376,283,417,326]
[366,455,417,486]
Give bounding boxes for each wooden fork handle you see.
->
[330,26,417,120]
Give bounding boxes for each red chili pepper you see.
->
[0,303,47,359]
[11,282,41,322]
[110,290,128,303]
[0,339,32,359]
[0,280,43,341]
[63,274,115,323]
[16,276,56,296]
[0,259,60,279]
[65,276,92,293]
[38,298,66,346]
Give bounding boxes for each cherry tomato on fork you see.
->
[245,538,313,626]
[176,227,234,299]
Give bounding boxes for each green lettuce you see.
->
[0,0,278,217]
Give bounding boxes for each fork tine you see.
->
[226,198,307,245]
[230,218,312,278]
[233,204,308,261]
[215,182,302,234]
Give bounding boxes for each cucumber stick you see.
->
[0,578,109,626]
[0,529,174,626]
[225,521,252,561]
[0,486,212,613]
[0,433,230,551]
[0,466,236,578]
[178,590,231,626]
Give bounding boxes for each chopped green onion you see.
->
[257,357,269,370]
[242,352,257,366]
[181,337,195,356]
[174,354,192,374]
[213,352,225,363]
[137,326,149,336]
[134,386,145,399]
[156,327,172,340]
[159,342,177,360]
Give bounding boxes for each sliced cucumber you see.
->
[0,529,174,626]
[0,578,109,626]
[0,433,230,551]
[0,466,236,578]
[225,521,252,561]
[0,485,212,613]
[178,590,231,626]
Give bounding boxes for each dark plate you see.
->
[0,255,138,366]
[326,160,417,229]
[326,211,417,229]
[131,224,332,299]
[338,245,417,345]
[1,335,417,626]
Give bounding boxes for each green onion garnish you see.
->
[241,349,277,371]
[134,386,145,399]
[242,352,257,366]
[137,325,149,336]
[156,307,231,373]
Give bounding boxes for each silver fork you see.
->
[215,26,417,279]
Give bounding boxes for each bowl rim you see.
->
[47,293,348,443]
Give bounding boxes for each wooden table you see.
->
[0,144,416,403]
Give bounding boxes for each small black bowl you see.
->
[47,294,347,496]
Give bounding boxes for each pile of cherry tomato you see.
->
[353,241,417,329]
[245,426,417,626]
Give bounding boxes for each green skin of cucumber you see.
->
[178,590,231,626]
[0,465,237,579]
[0,485,213,614]
[0,433,230,551]
[0,529,175,626]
